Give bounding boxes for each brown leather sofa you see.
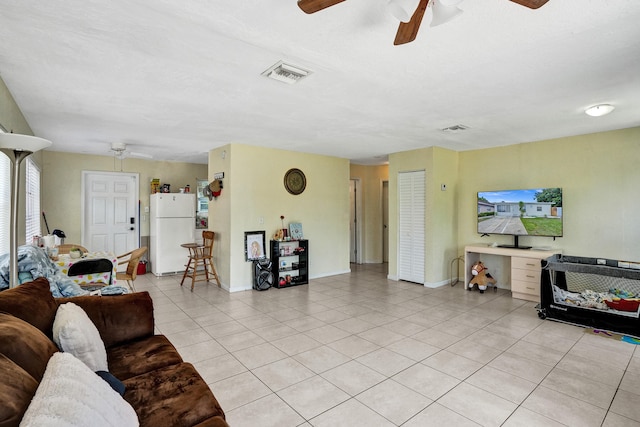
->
[0,278,229,427]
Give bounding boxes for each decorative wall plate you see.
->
[284,168,306,195]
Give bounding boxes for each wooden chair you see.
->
[115,247,148,292]
[180,231,221,291]
[57,244,88,254]
[202,231,221,287]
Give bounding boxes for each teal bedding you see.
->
[0,245,128,297]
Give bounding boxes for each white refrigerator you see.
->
[150,193,196,276]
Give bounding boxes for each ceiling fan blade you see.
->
[508,0,549,9]
[130,151,153,159]
[298,0,346,14]
[394,0,429,45]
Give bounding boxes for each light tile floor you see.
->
[133,264,640,426]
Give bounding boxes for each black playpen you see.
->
[538,254,640,337]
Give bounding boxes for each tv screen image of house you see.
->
[477,188,563,237]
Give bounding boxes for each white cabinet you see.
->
[511,256,543,302]
[464,244,560,302]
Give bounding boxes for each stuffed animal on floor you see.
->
[468,261,497,294]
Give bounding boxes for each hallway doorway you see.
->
[349,179,362,264]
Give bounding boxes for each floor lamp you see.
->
[0,133,52,288]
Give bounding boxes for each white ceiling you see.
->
[1,0,639,165]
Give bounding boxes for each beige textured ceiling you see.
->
[0,0,639,164]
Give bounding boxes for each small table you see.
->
[55,251,118,287]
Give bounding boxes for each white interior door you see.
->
[349,179,362,264]
[82,171,139,254]
[383,180,389,263]
[398,170,425,284]
[349,180,357,263]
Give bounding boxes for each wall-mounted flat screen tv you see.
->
[477,188,563,249]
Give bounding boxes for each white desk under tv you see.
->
[464,244,560,302]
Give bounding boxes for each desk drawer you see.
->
[512,256,541,271]
[512,279,539,296]
[512,268,541,283]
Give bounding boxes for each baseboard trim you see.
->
[311,270,351,279]
[386,275,452,289]
[423,279,449,289]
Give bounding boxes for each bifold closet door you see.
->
[398,170,425,284]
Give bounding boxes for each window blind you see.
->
[25,157,42,243]
[0,149,9,254]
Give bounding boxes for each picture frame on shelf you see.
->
[244,230,266,261]
[289,223,303,240]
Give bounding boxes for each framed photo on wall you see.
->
[289,223,303,240]
[245,230,266,261]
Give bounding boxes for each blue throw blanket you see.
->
[0,245,129,297]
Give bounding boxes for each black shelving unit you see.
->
[270,239,308,288]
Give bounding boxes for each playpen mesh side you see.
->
[564,272,640,295]
[544,255,640,295]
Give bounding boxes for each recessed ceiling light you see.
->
[585,104,615,117]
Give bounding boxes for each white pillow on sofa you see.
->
[20,352,138,427]
[52,302,108,372]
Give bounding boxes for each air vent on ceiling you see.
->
[262,61,311,84]
[441,124,470,133]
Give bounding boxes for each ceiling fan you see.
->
[297,0,549,45]
[109,142,153,160]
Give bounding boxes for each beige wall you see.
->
[0,77,32,136]
[209,144,350,292]
[431,147,459,283]
[388,129,640,287]
[41,151,207,244]
[0,76,43,246]
[5,72,640,292]
[2,74,208,249]
[457,127,640,261]
[207,145,231,290]
[388,146,458,286]
[349,164,389,263]
[39,126,633,290]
